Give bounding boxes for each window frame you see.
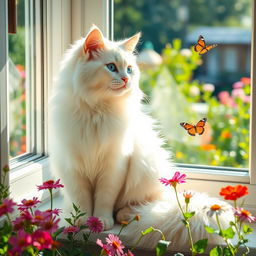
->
[0,0,255,212]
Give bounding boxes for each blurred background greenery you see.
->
[114,0,251,168]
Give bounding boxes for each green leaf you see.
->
[210,246,222,256]
[65,218,73,226]
[72,203,80,212]
[243,224,253,234]
[220,227,235,239]
[155,240,171,256]
[229,221,236,227]
[184,211,195,219]
[205,225,216,234]
[141,227,154,235]
[192,239,208,254]
[223,247,233,256]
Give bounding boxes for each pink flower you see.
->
[244,95,250,103]
[0,198,16,216]
[37,179,64,191]
[63,226,80,234]
[9,230,32,253]
[18,197,41,211]
[159,171,186,188]
[234,208,256,223]
[232,81,244,89]
[232,88,245,99]
[218,91,236,107]
[203,83,215,92]
[86,216,103,233]
[96,239,114,256]
[106,234,125,256]
[32,230,54,250]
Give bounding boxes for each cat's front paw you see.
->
[98,216,114,230]
[116,206,133,223]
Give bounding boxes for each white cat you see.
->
[49,26,232,250]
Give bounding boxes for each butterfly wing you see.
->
[180,122,197,136]
[195,118,207,135]
[199,44,218,55]
[194,35,206,53]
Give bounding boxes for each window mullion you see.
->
[249,0,256,184]
[0,0,9,186]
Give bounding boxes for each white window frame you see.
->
[0,0,255,214]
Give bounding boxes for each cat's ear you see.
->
[121,32,141,52]
[84,26,105,57]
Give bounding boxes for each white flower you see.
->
[189,85,200,96]
[203,83,215,92]
[180,48,192,58]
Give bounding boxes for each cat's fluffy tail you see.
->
[121,191,233,252]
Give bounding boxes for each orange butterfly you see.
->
[194,35,217,55]
[180,118,207,136]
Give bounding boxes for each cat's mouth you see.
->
[111,84,127,91]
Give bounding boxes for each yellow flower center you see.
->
[210,204,221,211]
[112,241,120,249]
[241,209,251,217]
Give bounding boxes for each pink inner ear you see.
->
[84,29,105,57]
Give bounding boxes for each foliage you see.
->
[114,0,251,52]
[140,39,250,168]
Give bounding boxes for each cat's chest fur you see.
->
[71,104,133,175]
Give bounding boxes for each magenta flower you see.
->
[45,208,62,216]
[32,230,54,250]
[18,197,41,211]
[86,216,104,233]
[234,208,256,223]
[39,215,60,233]
[37,179,64,191]
[106,234,125,256]
[33,210,51,225]
[159,171,186,188]
[96,239,114,256]
[0,198,16,216]
[63,226,80,234]
[9,230,32,253]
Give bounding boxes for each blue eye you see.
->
[127,66,132,74]
[106,63,118,72]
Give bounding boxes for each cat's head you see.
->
[71,26,142,105]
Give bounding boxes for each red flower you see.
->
[0,198,16,216]
[18,197,41,211]
[86,216,103,233]
[159,171,186,188]
[220,185,248,200]
[37,179,64,191]
[32,230,54,250]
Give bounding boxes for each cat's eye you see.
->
[127,66,132,74]
[106,63,118,72]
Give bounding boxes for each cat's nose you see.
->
[121,77,129,84]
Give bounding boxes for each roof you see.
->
[186,26,251,44]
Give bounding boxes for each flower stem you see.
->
[174,187,195,256]
[49,189,53,210]
[216,214,235,255]
[130,234,144,251]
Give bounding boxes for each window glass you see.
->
[114,0,251,168]
[8,0,31,159]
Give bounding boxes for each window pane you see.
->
[114,0,251,168]
[8,0,30,159]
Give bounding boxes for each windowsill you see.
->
[39,194,256,256]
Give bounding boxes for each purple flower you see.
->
[0,198,16,216]
[159,171,186,188]
[63,226,80,234]
[37,179,64,191]
[18,197,41,211]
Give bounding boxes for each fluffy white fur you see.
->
[49,26,232,250]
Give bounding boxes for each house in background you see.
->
[186,27,251,91]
